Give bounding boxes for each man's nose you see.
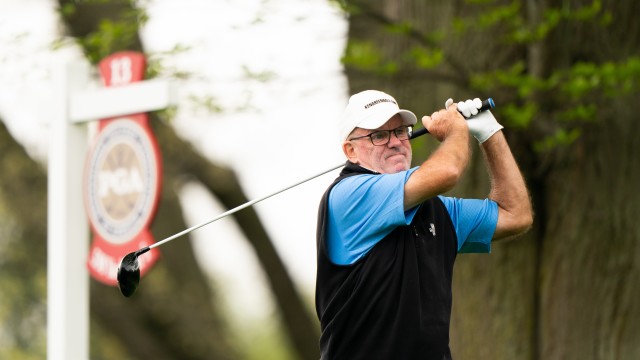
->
[387,132,403,147]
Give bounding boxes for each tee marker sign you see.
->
[47,51,176,360]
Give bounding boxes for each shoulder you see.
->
[333,167,418,193]
[330,168,416,205]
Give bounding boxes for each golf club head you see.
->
[117,251,141,297]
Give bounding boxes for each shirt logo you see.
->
[429,223,436,236]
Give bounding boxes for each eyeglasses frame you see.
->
[348,125,414,146]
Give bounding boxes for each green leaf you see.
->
[60,3,76,17]
[477,1,521,28]
[409,47,443,69]
[342,39,398,75]
[385,21,414,35]
[502,103,537,128]
[558,104,597,122]
[342,40,383,69]
[534,128,581,152]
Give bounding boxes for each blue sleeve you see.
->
[326,168,419,265]
[437,196,498,253]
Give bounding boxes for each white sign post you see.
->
[47,61,176,360]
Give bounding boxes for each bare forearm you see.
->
[404,127,469,209]
[481,132,533,239]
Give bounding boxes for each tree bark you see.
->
[540,100,640,360]
[0,120,48,358]
[343,0,640,359]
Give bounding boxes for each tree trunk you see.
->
[0,119,48,358]
[57,0,320,358]
[343,0,640,359]
[538,1,640,358]
[540,99,640,360]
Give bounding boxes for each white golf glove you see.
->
[448,98,503,143]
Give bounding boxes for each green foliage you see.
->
[476,1,521,29]
[385,20,415,35]
[453,2,524,39]
[533,128,582,152]
[80,18,140,63]
[472,58,639,147]
[558,104,597,123]
[241,65,278,82]
[340,0,639,151]
[471,62,530,94]
[145,43,193,79]
[56,0,148,64]
[501,102,537,129]
[54,0,278,121]
[328,0,360,15]
[409,46,444,69]
[471,57,640,102]
[188,94,225,114]
[456,0,609,44]
[342,39,398,75]
[59,2,76,17]
[559,58,640,99]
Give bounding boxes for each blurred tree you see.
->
[0,1,321,360]
[0,119,48,360]
[55,0,321,359]
[5,0,638,359]
[337,0,640,359]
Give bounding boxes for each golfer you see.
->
[315,90,533,359]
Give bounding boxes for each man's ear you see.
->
[342,141,358,163]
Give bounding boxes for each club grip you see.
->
[410,98,495,139]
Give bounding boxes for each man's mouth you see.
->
[385,153,406,160]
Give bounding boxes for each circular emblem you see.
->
[85,118,161,244]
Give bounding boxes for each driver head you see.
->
[117,252,141,297]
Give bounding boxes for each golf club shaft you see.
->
[145,97,494,251]
[148,163,344,250]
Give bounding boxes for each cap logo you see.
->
[364,98,397,109]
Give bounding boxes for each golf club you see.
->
[117,98,495,297]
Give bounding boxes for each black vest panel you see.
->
[316,162,457,360]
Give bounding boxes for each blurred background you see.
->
[1,0,639,359]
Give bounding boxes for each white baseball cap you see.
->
[340,90,417,141]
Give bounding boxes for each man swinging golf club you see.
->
[315,90,533,359]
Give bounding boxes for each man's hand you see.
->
[457,98,504,143]
[421,100,468,142]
